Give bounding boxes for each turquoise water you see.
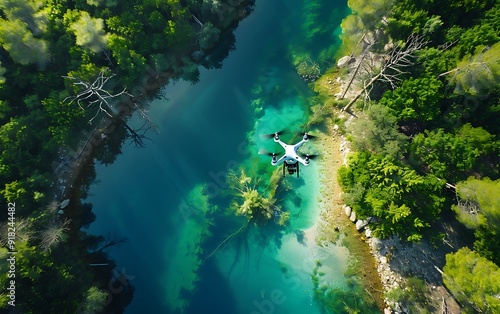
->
[86,1,355,313]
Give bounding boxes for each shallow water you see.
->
[86,1,356,313]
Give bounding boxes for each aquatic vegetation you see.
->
[312,260,379,314]
[296,57,321,82]
[164,183,218,313]
[227,168,281,224]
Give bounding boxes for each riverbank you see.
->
[312,47,464,314]
[312,109,386,311]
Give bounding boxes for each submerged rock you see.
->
[337,55,353,68]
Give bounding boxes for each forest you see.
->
[335,0,500,312]
[0,0,254,312]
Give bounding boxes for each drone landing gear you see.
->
[283,162,299,178]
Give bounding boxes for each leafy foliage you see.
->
[228,169,282,224]
[335,0,500,310]
[339,152,445,241]
[350,104,407,158]
[443,247,500,313]
[453,177,500,265]
[379,76,444,126]
[410,124,499,182]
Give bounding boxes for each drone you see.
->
[259,131,318,178]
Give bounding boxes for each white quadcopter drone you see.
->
[259,131,318,178]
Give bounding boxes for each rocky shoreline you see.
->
[315,112,462,313]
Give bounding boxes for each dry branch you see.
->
[342,34,429,113]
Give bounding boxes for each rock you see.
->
[380,256,388,264]
[365,227,372,238]
[349,211,356,222]
[356,219,369,231]
[384,307,392,314]
[337,55,352,68]
[344,206,352,217]
[60,199,70,209]
[57,209,64,215]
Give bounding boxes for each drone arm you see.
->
[293,139,308,150]
[296,155,310,166]
[272,155,286,166]
[274,138,289,150]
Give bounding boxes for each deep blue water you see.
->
[86,1,351,313]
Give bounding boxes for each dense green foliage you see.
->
[339,0,500,239]
[453,178,500,265]
[443,247,500,313]
[0,0,253,312]
[337,0,500,310]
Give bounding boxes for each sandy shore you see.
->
[312,112,386,311]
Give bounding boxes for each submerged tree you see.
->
[228,168,281,223]
[204,168,283,261]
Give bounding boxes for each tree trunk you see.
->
[342,71,383,112]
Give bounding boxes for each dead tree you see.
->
[342,34,429,113]
[63,69,130,124]
[39,218,71,252]
[63,68,158,147]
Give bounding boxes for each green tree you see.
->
[79,286,108,314]
[70,11,110,53]
[338,152,445,241]
[443,247,500,313]
[0,0,49,35]
[449,41,500,97]
[0,19,49,67]
[350,104,407,158]
[453,177,500,264]
[410,124,498,181]
[379,75,443,125]
[347,0,394,30]
[199,22,220,50]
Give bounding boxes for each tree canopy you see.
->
[443,247,500,313]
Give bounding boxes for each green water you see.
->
[85,1,379,313]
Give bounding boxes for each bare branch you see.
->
[342,34,429,113]
[63,68,159,147]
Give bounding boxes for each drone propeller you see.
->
[302,153,319,163]
[301,132,317,140]
[260,130,286,140]
[259,148,279,163]
[258,148,278,156]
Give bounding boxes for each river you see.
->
[86,1,377,313]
